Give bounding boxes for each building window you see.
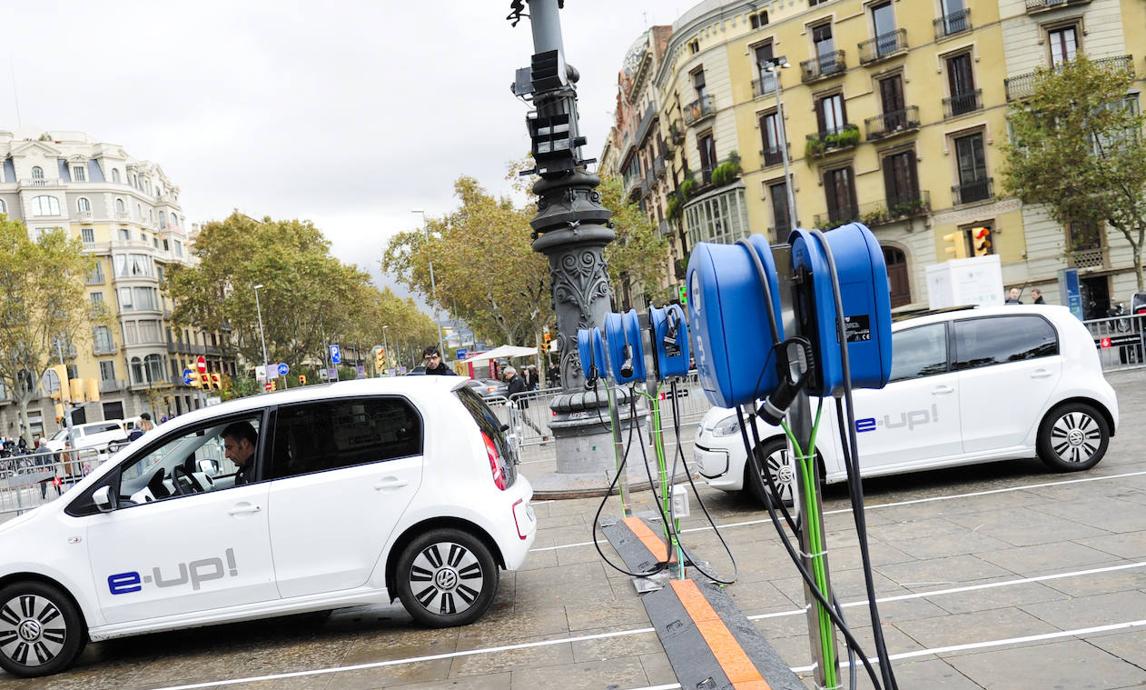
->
[114,254,155,278]
[99,361,116,382]
[684,187,749,246]
[90,291,103,307]
[118,227,130,241]
[870,2,897,57]
[111,168,121,184]
[813,23,835,59]
[93,326,114,352]
[1048,25,1078,66]
[877,74,907,129]
[77,197,92,214]
[809,0,830,5]
[159,210,167,229]
[754,42,777,96]
[130,356,145,384]
[88,263,104,284]
[769,180,792,235]
[692,68,707,101]
[698,131,717,183]
[816,93,847,134]
[173,240,184,258]
[0,199,6,215]
[882,149,920,209]
[749,11,769,29]
[119,288,135,311]
[760,111,783,166]
[115,198,126,215]
[31,166,43,180]
[32,195,60,216]
[72,166,86,182]
[953,132,990,203]
[823,166,858,224]
[946,52,978,116]
[81,228,95,244]
[688,39,699,54]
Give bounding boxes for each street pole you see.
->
[768,59,799,232]
[382,325,390,374]
[412,210,447,358]
[55,338,75,455]
[253,284,269,367]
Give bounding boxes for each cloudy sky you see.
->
[4,1,687,299]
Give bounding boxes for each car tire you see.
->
[1037,402,1110,472]
[395,528,499,628]
[745,437,796,507]
[0,580,86,678]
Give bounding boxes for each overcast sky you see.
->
[4,1,686,300]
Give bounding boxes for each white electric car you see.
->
[0,377,535,678]
[694,305,1119,504]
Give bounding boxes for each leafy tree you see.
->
[382,177,551,346]
[1002,56,1146,289]
[598,174,670,309]
[0,219,95,444]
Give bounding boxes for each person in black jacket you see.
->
[504,366,526,397]
[422,346,456,376]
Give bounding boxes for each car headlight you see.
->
[710,414,742,437]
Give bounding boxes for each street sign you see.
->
[181,368,194,385]
[327,367,339,380]
[277,362,289,377]
[329,344,342,365]
[456,348,468,360]
[264,381,273,392]
[255,365,267,382]
[356,364,366,379]
[196,355,207,374]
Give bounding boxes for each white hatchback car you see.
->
[43,421,127,454]
[694,305,1119,504]
[0,377,535,677]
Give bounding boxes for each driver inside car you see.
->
[222,421,258,485]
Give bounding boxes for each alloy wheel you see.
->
[1050,411,1103,465]
[0,595,67,667]
[408,542,484,616]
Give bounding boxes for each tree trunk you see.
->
[1135,244,1144,292]
[16,397,33,447]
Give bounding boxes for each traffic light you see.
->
[972,226,993,256]
[298,374,307,386]
[374,348,386,373]
[49,365,70,402]
[210,373,222,390]
[678,284,688,305]
[199,372,210,388]
[84,378,100,402]
[943,231,968,259]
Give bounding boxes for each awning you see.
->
[462,345,537,364]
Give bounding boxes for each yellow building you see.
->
[0,130,233,439]
[602,0,1144,313]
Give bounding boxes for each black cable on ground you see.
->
[812,228,898,690]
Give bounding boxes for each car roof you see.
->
[165,376,465,430]
[891,304,1073,331]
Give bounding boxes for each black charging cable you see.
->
[811,229,899,690]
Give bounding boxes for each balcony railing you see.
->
[952,177,994,206]
[1068,246,1105,269]
[859,29,908,65]
[1006,55,1133,101]
[805,124,860,159]
[934,9,972,39]
[752,73,778,98]
[858,192,931,227]
[76,210,93,220]
[1025,0,1090,13]
[19,178,61,187]
[801,50,846,83]
[813,205,862,230]
[864,106,920,141]
[683,95,716,126]
[93,343,117,356]
[943,89,983,118]
[99,379,126,393]
[761,145,784,168]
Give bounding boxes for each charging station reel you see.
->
[685,235,785,408]
[577,326,608,382]
[648,304,690,380]
[604,310,646,384]
[788,223,893,397]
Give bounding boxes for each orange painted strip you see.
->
[624,516,671,563]
[672,579,771,690]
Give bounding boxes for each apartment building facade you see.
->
[0,130,234,439]
[601,0,1145,314]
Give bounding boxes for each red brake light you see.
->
[482,432,507,490]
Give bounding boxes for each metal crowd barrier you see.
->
[1083,313,1146,372]
[0,448,107,517]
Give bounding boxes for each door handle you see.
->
[374,477,409,491]
[228,503,262,516]
[1030,369,1054,379]
[931,385,954,395]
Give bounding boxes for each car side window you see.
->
[269,397,422,480]
[953,316,1058,371]
[114,416,260,507]
[889,323,948,382]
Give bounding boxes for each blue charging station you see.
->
[685,235,785,408]
[603,310,646,384]
[648,304,691,380]
[578,326,608,381]
[789,224,893,396]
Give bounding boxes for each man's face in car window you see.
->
[223,435,254,467]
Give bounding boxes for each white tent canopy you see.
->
[462,345,537,364]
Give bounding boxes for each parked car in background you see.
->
[466,378,508,401]
[43,421,128,454]
[0,376,535,677]
[694,306,1119,505]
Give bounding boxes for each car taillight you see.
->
[482,432,507,490]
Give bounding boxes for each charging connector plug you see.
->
[758,338,812,425]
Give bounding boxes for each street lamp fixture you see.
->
[411,210,447,358]
[253,284,269,369]
[763,56,799,233]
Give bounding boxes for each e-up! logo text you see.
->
[108,548,238,595]
[856,404,939,433]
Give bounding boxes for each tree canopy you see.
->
[0,218,95,443]
[1002,56,1146,289]
[598,174,670,308]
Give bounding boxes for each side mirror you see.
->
[198,459,218,475]
[93,485,115,513]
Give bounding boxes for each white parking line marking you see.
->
[625,618,1146,690]
[147,559,1146,689]
[530,469,1146,553]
